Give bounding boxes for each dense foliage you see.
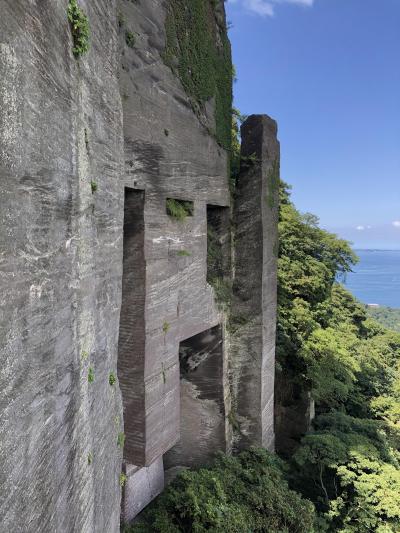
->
[277,182,400,532]
[163,0,233,150]
[367,306,400,332]
[125,449,314,533]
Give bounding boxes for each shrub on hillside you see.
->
[125,448,315,533]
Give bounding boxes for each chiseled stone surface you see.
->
[0,1,124,532]
[275,372,315,457]
[231,115,280,452]
[122,458,164,523]
[164,325,230,472]
[0,0,279,529]
[1,0,231,529]
[116,0,230,470]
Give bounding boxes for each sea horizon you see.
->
[354,248,400,251]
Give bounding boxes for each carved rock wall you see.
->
[0,1,279,530]
[0,1,124,532]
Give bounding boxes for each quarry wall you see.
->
[0,0,279,530]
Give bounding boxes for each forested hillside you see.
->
[367,306,400,333]
[277,183,400,532]
[126,183,400,533]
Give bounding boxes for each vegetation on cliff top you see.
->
[163,0,233,151]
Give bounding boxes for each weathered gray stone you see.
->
[116,0,231,474]
[274,372,315,457]
[0,0,279,529]
[0,1,124,532]
[164,325,230,472]
[122,458,164,523]
[231,115,280,452]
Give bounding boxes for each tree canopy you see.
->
[277,182,400,532]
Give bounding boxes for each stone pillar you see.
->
[121,458,164,523]
[231,114,279,451]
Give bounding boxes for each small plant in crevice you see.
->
[81,350,89,360]
[240,152,259,168]
[227,410,240,431]
[207,224,224,281]
[162,321,170,334]
[118,11,125,28]
[109,372,116,386]
[119,473,127,488]
[177,250,191,257]
[166,198,194,221]
[125,30,135,48]
[227,312,250,334]
[67,0,90,58]
[88,367,95,383]
[87,452,93,465]
[84,128,89,151]
[209,277,232,311]
[117,432,125,448]
[90,180,98,194]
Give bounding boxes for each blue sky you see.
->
[226,0,400,249]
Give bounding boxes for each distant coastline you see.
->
[353,248,400,252]
[366,306,400,332]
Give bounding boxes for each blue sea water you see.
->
[344,250,400,308]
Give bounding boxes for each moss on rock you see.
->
[163,0,233,151]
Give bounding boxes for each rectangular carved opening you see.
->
[164,325,226,478]
[166,198,194,220]
[118,187,146,465]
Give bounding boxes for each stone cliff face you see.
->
[1,1,124,531]
[0,1,279,530]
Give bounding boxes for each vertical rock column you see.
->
[231,114,280,451]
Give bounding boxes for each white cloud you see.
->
[356,225,365,231]
[228,0,315,17]
[244,0,274,16]
[392,221,400,228]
